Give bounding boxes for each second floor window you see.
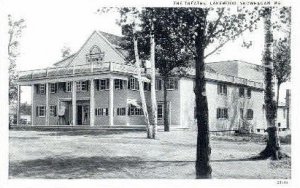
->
[247,88,252,98]
[217,108,228,119]
[155,79,162,90]
[128,77,139,90]
[76,81,88,91]
[114,79,124,90]
[37,84,46,95]
[66,82,72,92]
[166,78,178,90]
[217,84,227,95]
[96,79,109,90]
[239,87,245,97]
[50,83,57,93]
[144,82,151,91]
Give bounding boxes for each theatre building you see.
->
[17,30,276,132]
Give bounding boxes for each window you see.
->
[247,88,251,98]
[66,82,72,92]
[38,84,46,95]
[246,109,253,120]
[97,79,109,90]
[166,78,178,90]
[76,81,88,91]
[157,104,163,120]
[217,84,227,95]
[50,105,57,117]
[128,78,139,90]
[114,79,124,90]
[278,123,281,127]
[144,82,151,91]
[128,105,143,116]
[239,87,245,97]
[155,79,162,90]
[50,83,57,93]
[36,106,46,117]
[117,108,126,116]
[95,108,108,116]
[217,108,228,119]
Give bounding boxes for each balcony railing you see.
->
[18,62,264,89]
[18,62,146,81]
[187,68,264,89]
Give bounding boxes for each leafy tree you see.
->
[8,15,26,105]
[61,46,72,58]
[273,37,291,107]
[151,7,262,178]
[256,7,291,160]
[272,7,291,107]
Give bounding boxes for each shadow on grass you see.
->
[9,156,145,179]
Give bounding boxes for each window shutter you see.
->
[128,107,131,116]
[36,85,40,94]
[36,107,39,117]
[96,80,99,91]
[54,83,57,93]
[106,79,110,89]
[106,108,109,116]
[225,85,227,95]
[54,106,57,116]
[86,81,89,91]
[217,85,220,94]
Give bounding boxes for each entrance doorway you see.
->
[77,105,90,125]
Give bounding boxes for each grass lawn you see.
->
[9,129,291,179]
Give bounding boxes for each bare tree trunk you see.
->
[163,76,169,131]
[150,20,158,139]
[133,28,152,139]
[259,7,281,160]
[276,82,281,108]
[194,9,212,179]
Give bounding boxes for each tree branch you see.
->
[204,16,262,59]
[205,8,225,47]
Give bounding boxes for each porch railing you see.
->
[18,62,146,80]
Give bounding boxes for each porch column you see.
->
[31,84,34,125]
[72,81,77,125]
[109,78,114,126]
[16,84,21,125]
[45,83,50,125]
[90,79,95,126]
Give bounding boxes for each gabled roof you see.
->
[53,53,76,67]
[98,31,123,47]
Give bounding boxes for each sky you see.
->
[3,0,291,104]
